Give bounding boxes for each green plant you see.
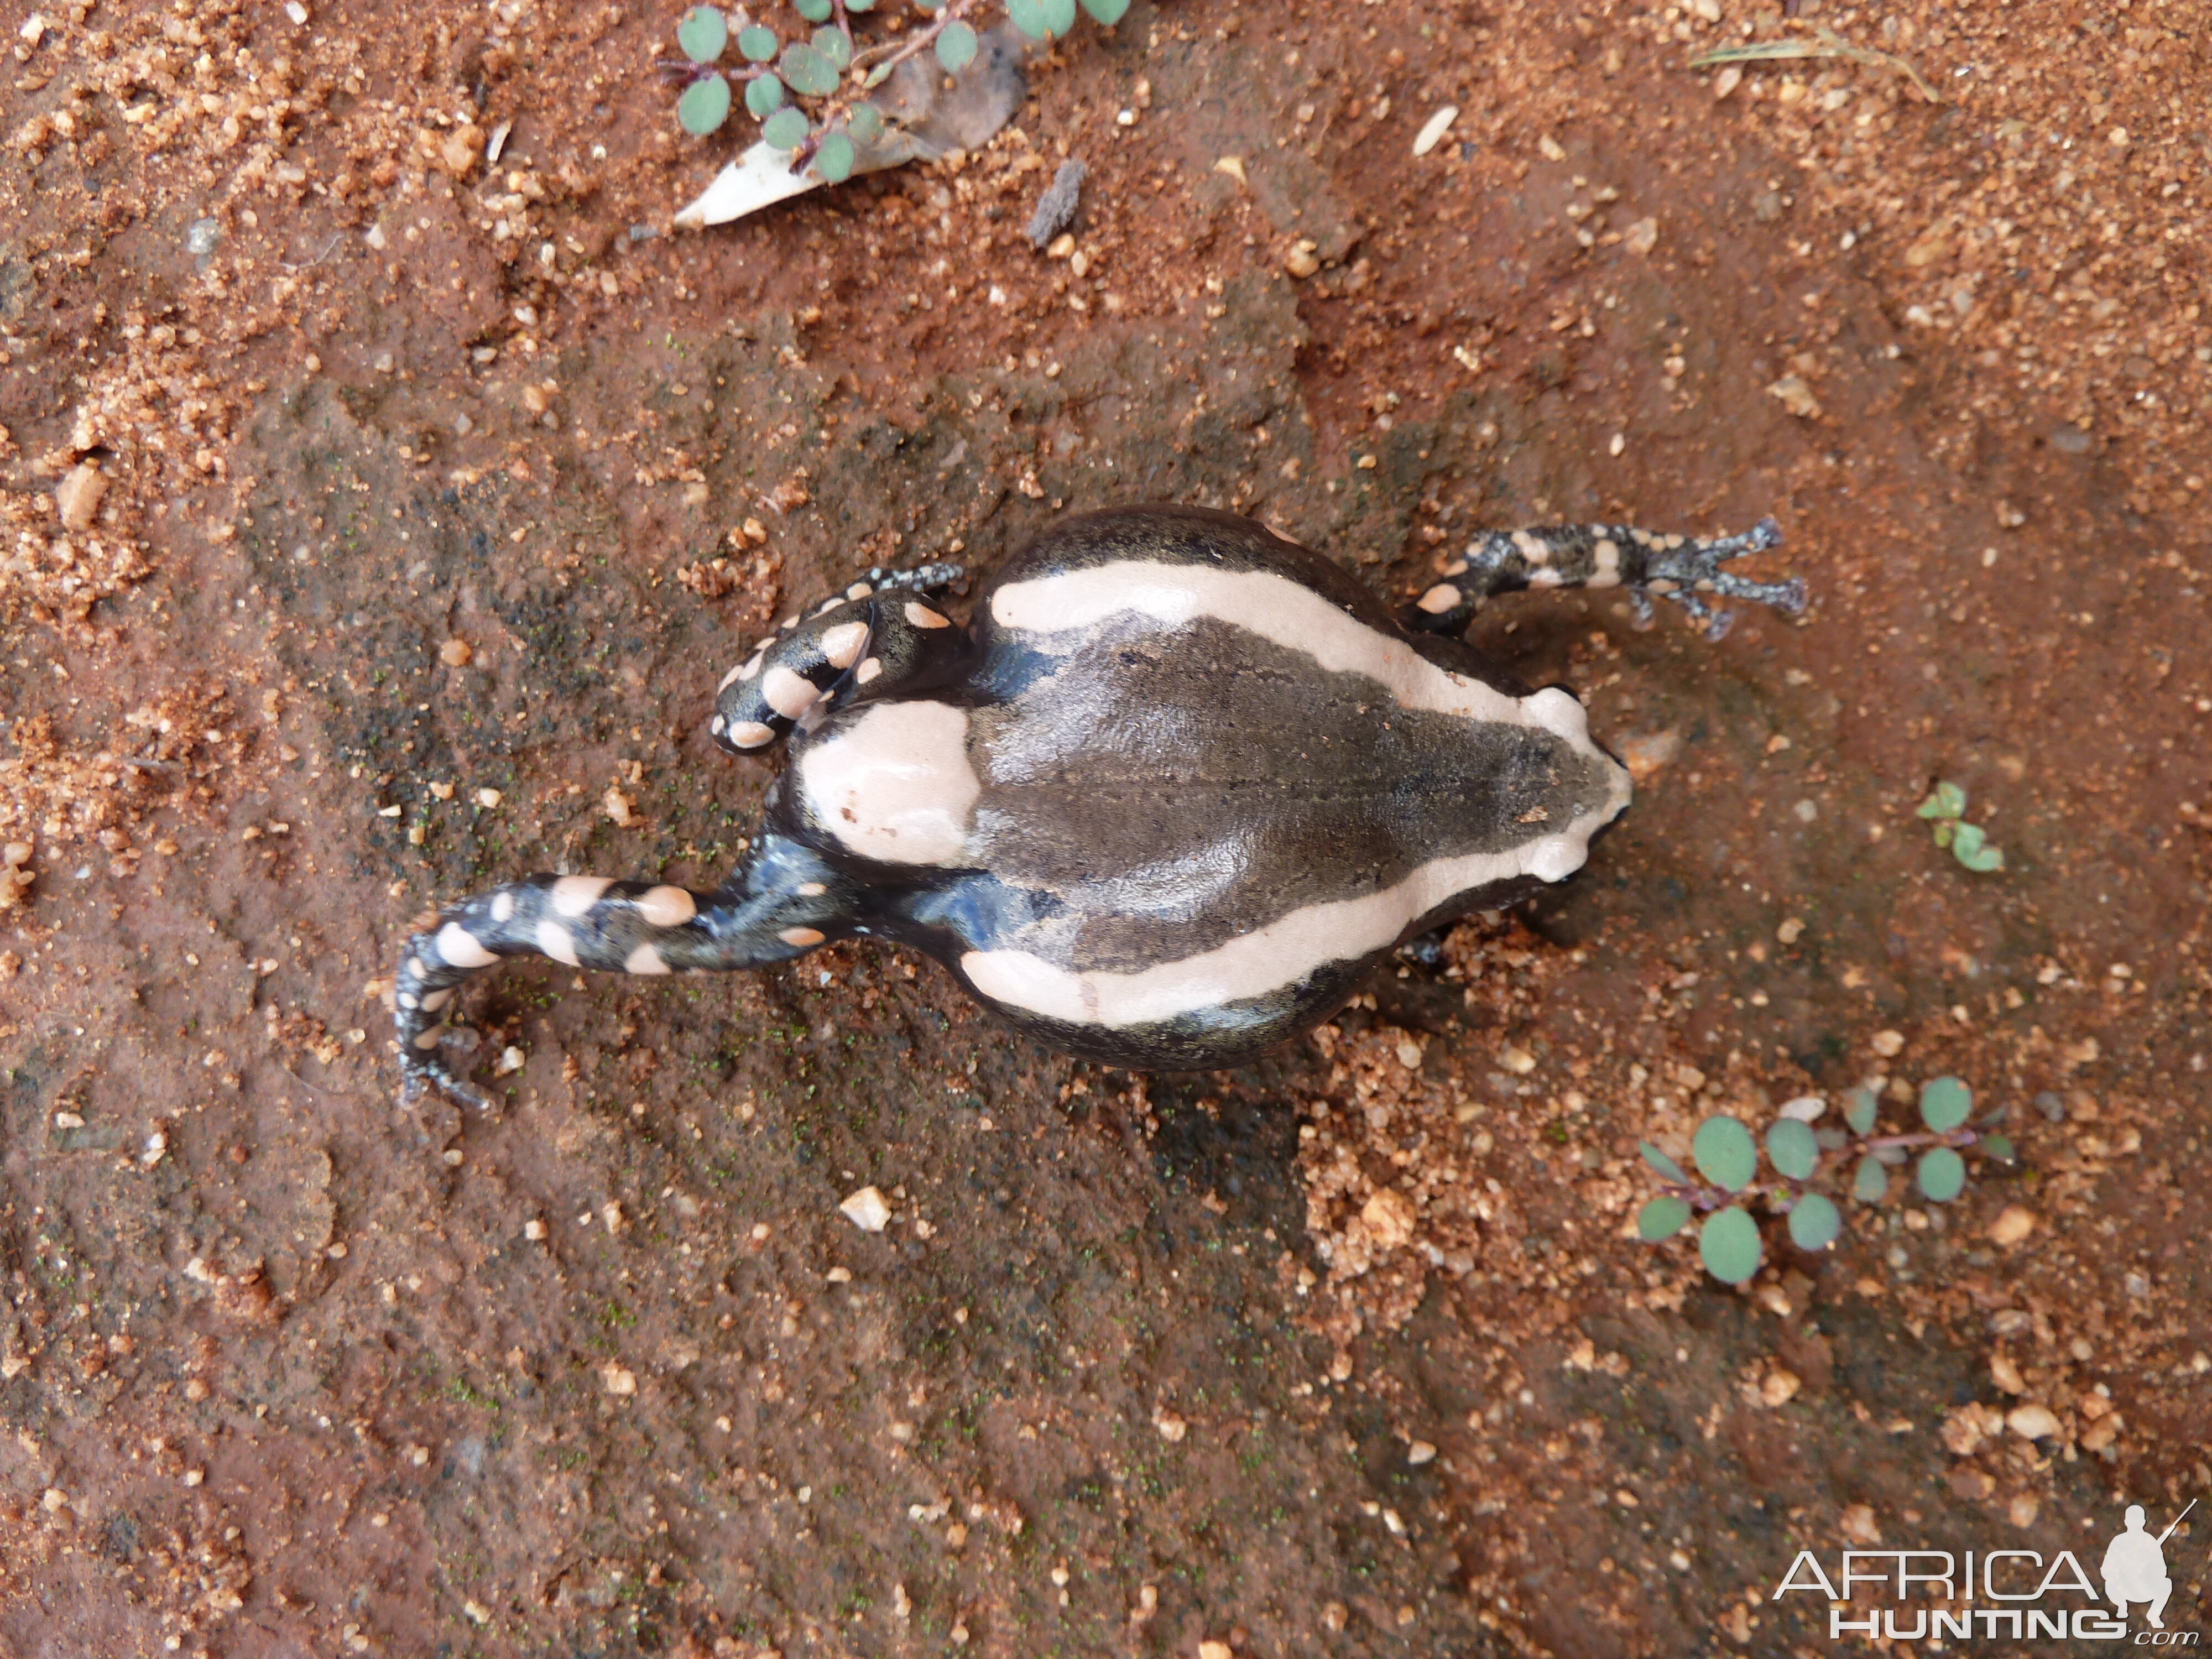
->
[1915,780,2005,872]
[667,0,1130,167]
[1635,1076,2016,1285]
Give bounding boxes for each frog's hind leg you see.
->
[710,561,965,757]
[1405,518,1803,641]
[394,834,857,1108]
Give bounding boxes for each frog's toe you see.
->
[400,1045,493,1114]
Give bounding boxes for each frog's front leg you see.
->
[711,561,964,755]
[394,833,857,1108]
[1407,518,1803,641]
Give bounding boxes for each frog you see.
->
[394,504,1801,1105]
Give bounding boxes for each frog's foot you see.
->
[400,1041,492,1114]
[712,562,969,759]
[393,841,860,1109]
[1634,518,1804,640]
[1407,516,1803,641]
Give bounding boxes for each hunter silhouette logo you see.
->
[1771,1498,2202,1644]
[2105,1501,2194,1630]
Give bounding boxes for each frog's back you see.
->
[789,505,1629,1061]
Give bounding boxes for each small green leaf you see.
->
[844,0,873,11]
[812,25,851,67]
[780,41,838,96]
[812,129,855,182]
[1638,1140,1687,1185]
[1636,1196,1692,1243]
[1005,0,1053,37]
[1918,1076,1973,1133]
[677,74,733,134]
[1917,1146,1966,1202]
[1042,0,1076,30]
[1981,1133,2015,1162]
[1931,821,1955,848]
[1916,781,1966,820]
[848,102,883,145]
[935,19,978,71]
[1692,1116,1759,1193]
[1841,1086,1878,1138]
[736,22,779,60]
[1079,0,1131,19]
[912,0,943,9]
[1765,1118,1819,1181]
[745,72,785,116]
[794,0,831,17]
[1787,1193,1843,1252]
[1954,832,2006,873]
[676,4,728,62]
[1698,1207,1763,1284]
[862,61,893,87]
[1851,1154,1889,1203]
[761,106,811,149]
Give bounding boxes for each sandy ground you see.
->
[3,0,2209,1654]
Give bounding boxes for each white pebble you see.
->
[839,1185,891,1233]
[1412,105,1458,158]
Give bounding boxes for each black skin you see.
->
[393,506,1800,1108]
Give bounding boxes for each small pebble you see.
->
[2033,1090,2066,1122]
[55,462,106,531]
[1412,105,1458,157]
[475,788,502,809]
[2005,1403,2060,1441]
[839,1185,891,1233]
[1406,1439,1437,1465]
[1987,1206,2037,1247]
[439,639,472,667]
[1870,1029,1905,1058]
[185,217,222,257]
[1284,239,1320,279]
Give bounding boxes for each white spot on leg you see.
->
[435,923,497,969]
[421,987,453,1013]
[537,920,581,967]
[845,581,873,600]
[1511,530,1551,564]
[854,658,883,685]
[904,602,951,629]
[710,714,726,735]
[491,891,516,922]
[1590,539,1622,589]
[779,926,825,947]
[625,942,671,975]
[552,875,614,917]
[1417,583,1462,614]
[818,620,869,669]
[729,720,777,749]
[763,665,820,720]
[637,885,696,928]
[796,881,828,896]
[414,1025,447,1050]
[398,992,418,1010]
